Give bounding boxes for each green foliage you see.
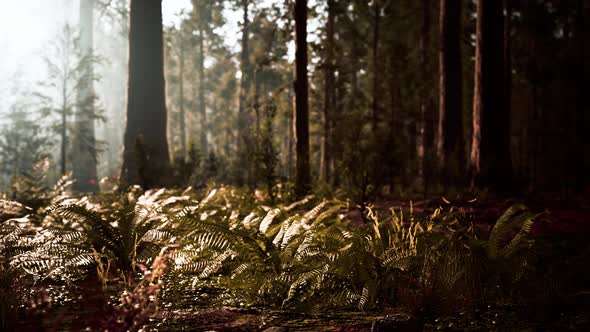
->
[1,180,585,330]
[254,102,279,202]
[50,187,180,274]
[0,100,51,188]
[10,158,73,218]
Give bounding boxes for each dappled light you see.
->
[1,0,589,330]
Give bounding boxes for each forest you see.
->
[0,0,589,330]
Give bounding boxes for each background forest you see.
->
[1,0,588,198]
[1,0,589,331]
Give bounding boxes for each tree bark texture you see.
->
[294,0,311,197]
[121,0,171,188]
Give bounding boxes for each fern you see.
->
[49,188,180,275]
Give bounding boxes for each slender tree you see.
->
[197,22,208,157]
[320,0,335,183]
[235,0,252,185]
[420,0,435,194]
[179,32,187,160]
[438,0,466,187]
[470,0,512,191]
[294,0,311,197]
[371,0,381,133]
[120,0,170,188]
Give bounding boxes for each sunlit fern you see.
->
[166,188,431,311]
[166,188,345,308]
[50,188,181,275]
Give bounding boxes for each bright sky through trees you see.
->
[0,0,192,116]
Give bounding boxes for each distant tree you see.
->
[370,0,381,133]
[319,0,335,183]
[94,0,129,179]
[120,0,171,188]
[189,0,225,159]
[470,0,512,191]
[420,0,435,194]
[438,0,466,188]
[0,101,50,186]
[165,22,189,162]
[235,0,255,185]
[72,0,99,193]
[207,52,238,165]
[36,24,102,177]
[293,0,311,197]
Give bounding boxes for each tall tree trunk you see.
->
[574,0,585,191]
[236,0,251,185]
[120,0,170,188]
[287,92,294,180]
[179,42,186,160]
[388,52,399,188]
[371,0,381,132]
[503,0,511,125]
[61,83,67,176]
[294,0,311,197]
[420,0,434,195]
[72,0,99,192]
[198,24,207,157]
[438,0,465,187]
[469,0,511,191]
[320,0,335,183]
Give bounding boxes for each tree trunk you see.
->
[469,0,512,191]
[73,0,99,192]
[371,0,381,133]
[438,0,465,187]
[573,0,585,191]
[179,41,186,161]
[198,24,207,157]
[120,0,170,188]
[320,0,335,183]
[420,0,434,195]
[294,0,311,197]
[236,0,251,185]
[61,83,67,176]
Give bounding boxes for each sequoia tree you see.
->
[438,0,466,187]
[470,0,512,191]
[294,0,311,197]
[120,0,170,188]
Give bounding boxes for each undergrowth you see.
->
[0,180,588,329]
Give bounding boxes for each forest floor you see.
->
[10,191,590,331]
[152,193,590,331]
